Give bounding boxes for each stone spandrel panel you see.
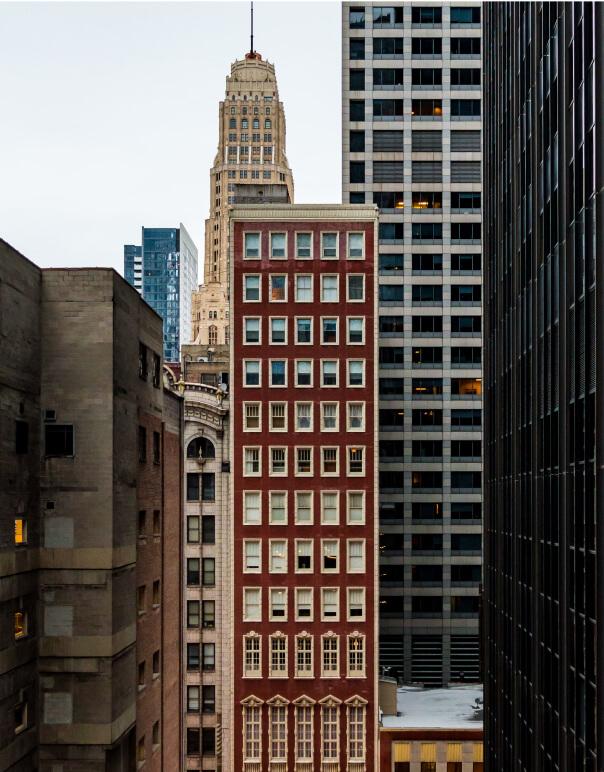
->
[44,517,74,548]
[44,605,74,637]
[43,692,73,725]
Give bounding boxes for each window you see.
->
[269,702,287,761]
[244,232,260,258]
[348,635,366,677]
[14,518,27,545]
[269,275,287,301]
[321,491,339,524]
[296,232,312,258]
[269,491,287,522]
[45,424,74,457]
[295,588,313,621]
[187,558,200,586]
[270,402,287,430]
[295,360,312,387]
[350,99,365,121]
[270,317,287,344]
[350,161,365,183]
[296,402,312,430]
[243,448,261,477]
[201,728,215,756]
[295,274,313,302]
[202,600,215,628]
[243,491,261,524]
[347,317,365,344]
[347,274,365,301]
[412,6,442,23]
[322,540,339,572]
[295,634,313,676]
[296,447,312,475]
[347,491,365,524]
[451,37,480,55]
[348,360,365,387]
[322,318,338,344]
[244,634,261,676]
[270,540,287,572]
[321,233,338,258]
[270,588,287,620]
[451,6,480,23]
[350,129,365,151]
[187,642,200,670]
[243,702,261,760]
[202,685,216,714]
[296,539,313,571]
[347,702,366,760]
[244,402,261,430]
[321,447,339,475]
[295,317,312,345]
[347,402,365,431]
[244,317,260,343]
[322,634,339,676]
[321,274,339,301]
[321,703,340,760]
[348,232,364,258]
[373,37,404,56]
[321,402,339,431]
[244,274,260,301]
[349,7,364,27]
[244,541,261,572]
[244,588,261,621]
[451,99,481,117]
[348,588,365,620]
[269,360,286,387]
[412,38,442,56]
[14,610,27,640]
[348,447,365,475]
[321,360,338,387]
[15,420,28,454]
[187,600,200,628]
[244,360,260,386]
[270,448,287,476]
[295,493,313,524]
[201,642,215,671]
[350,38,365,59]
[270,232,286,258]
[347,540,365,573]
[270,634,287,675]
[412,68,443,86]
[187,685,200,712]
[322,588,339,620]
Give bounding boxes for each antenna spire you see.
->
[250,1,254,54]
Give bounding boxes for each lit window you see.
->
[269,490,287,522]
[321,491,339,524]
[322,318,338,344]
[270,317,287,344]
[321,233,338,258]
[296,633,313,676]
[295,274,313,302]
[296,402,312,430]
[348,446,365,475]
[321,402,339,430]
[244,447,261,475]
[244,634,261,677]
[322,635,339,677]
[14,611,27,640]
[295,588,313,621]
[321,360,338,386]
[270,275,287,301]
[321,447,339,475]
[296,447,312,475]
[296,232,312,258]
[348,492,365,524]
[244,317,260,344]
[296,539,313,571]
[347,274,365,301]
[244,232,260,258]
[14,518,27,545]
[269,540,287,572]
[348,232,365,258]
[295,492,313,524]
[244,402,261,430]
[243,491,261,524]
[269,633,287,674]
[348,636,366,677]
[270,360,287,386]
[270,448,287,476]
[322,539,339,572]
[295,360,312,387]
[270,588,287,620]
[347,588,365,620]
[347,540,366,573]
[348,360,365,386]
[321,275,339,301]
[244,274,260,301]
[321,588,339,620]
[347,402,365,430]
[295,702,313,760]
[244,540,261,572]
[243,701,262,759]
[244,360,260,386]
[269,702,287,761]
[244,588,261,621]
[347,317,365,344]
[270,402,287,430]
[295,317,312,344]
[321,702,340,760]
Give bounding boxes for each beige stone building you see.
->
[191,48,294,347]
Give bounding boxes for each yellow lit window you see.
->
[14,611,27,640]
[14,518,26,545]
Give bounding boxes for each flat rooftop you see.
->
[382,685,483,730]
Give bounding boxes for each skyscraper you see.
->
[124,224,198,362]
[191,46,294,348]
[483,3,603,768]
[342,2,483,685]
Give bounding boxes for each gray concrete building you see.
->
[342,2,483,685]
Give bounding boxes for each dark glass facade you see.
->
[124,244,142,291]
[484,3,603,769]
[142,228,180,362]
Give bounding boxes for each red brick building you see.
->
[230,204,379,771]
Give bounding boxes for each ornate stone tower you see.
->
[191,46,294,346]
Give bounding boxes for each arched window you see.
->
[187,437,216,459]
[265,118,272,129]
[208,325,218,345]
[241,118,249,129]
[253,118,260,129]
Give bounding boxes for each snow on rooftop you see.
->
[381,684,484,730]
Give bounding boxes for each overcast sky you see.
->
[0,1,341,281]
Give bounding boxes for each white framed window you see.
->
[244,274,261,301]
[243,359,261,386]
[270,232,287,259]
[321,402,339,431]
[295,360,313,387]
[294,701,314,761]
[295,539,313,572]
[321,634,339,677]
[295,274,313,302]
[244,317,261,344]
[243,491,261,524]
[269,633,287,677]
[347,636,366,678]
[347,491,365,524]
[321,317,339,345]
[295,633,313,676]
[295,492,313,524]
[321,360,339,387]
[269,490,287,523]
[270,588,287,621]
[347,588,365,621]
[347,317,365,344]
[321,446,339,476]
[243,540,261,572]
[244,232,261,258]
[269,539,287,572]
[321,588,339,621]
[295,316,312,344]
[347,274,365,302]
[347,540,366,573]
[270,317,287,344]
[347,359,365,387]
[321,232,339,259]
[347,446,365,476]
[243,587,261,621]
[348,231,365,259]
[295,587,313,621]
[296,232,312,259]
[243,402,261,431]
[296,447,313,476]
[321,701,340,761]
[346,699,367,761]
[269,274,287,301]
[243,447,261,476]
[321,539,339,573]
[269,359,287,387]
[320,274,339,302]
[295,401,313,431]
[243,701,262,760]
[243,633,261,677]
[269,402,287,431]
[347,401,365,431]
[269,702,288,761]
[269,448,287,476]
[321,491,339,525]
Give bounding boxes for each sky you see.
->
[0,1,342,281]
